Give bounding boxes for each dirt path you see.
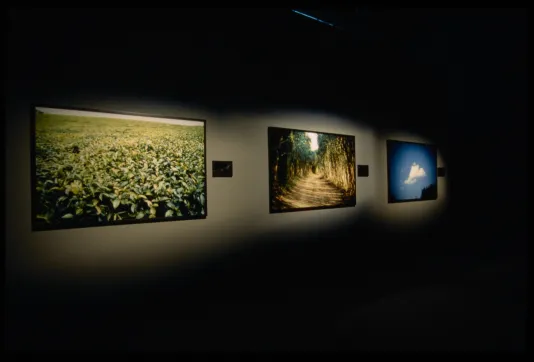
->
[278,172,345,209]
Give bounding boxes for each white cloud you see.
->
[404,162,426,185]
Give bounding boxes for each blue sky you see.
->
[388,141,437,200]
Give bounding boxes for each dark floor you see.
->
[5,221,528,352]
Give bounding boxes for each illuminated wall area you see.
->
[5,95,448,285]
[5,9,452,291]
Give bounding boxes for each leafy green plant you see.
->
[33,112,206,229]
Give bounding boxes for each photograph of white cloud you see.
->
[387,140,438,203]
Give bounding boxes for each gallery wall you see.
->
[5,88,448,287]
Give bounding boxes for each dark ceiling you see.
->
[7,8,526,122]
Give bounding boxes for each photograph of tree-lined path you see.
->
[268,127,356,212]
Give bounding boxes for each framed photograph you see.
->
[31,106,207,231]
[268,126,356,213]
[386,140,438,203]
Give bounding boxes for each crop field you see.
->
[32,108,206,230]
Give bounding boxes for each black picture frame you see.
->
[212,161,233,177]
[357,165,369,177]
[386,139,438,203]
[268,126,356,214]
[31,105,208,231]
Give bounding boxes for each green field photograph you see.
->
[268,126,356,213]
[31,106,206,231]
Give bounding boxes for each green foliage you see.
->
[316,134,355,196]
[276,130,354,194]
[270,128,356,209]
[34,112,206,229]
[284,131,317,181]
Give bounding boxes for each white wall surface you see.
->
[5,95,448,284]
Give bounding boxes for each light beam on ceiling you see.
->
[291,10,336,27]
